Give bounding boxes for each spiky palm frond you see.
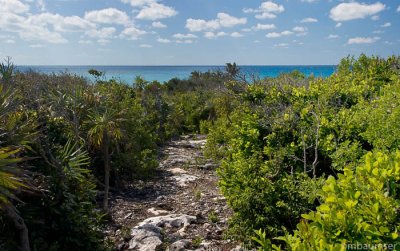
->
[58,139,91,181]
[0,147,28,207]
[86,109,125,148]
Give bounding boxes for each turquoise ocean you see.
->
[17,65,336,83]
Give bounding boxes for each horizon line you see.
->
[18,64,337,67]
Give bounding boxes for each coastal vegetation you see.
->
[0,54,399,250]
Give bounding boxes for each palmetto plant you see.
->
[0,147,30,251]
[86,108,125,212]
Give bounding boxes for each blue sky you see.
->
[0,0,399,65]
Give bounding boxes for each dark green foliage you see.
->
[204,55,400,246]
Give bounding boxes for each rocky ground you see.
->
[105,135,240,251]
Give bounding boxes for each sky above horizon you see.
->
[0,0,399,65]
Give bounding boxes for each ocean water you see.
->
[17,65,336,83]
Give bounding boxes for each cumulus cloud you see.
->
[381,22,391,27]
[243,1,284,19]
[29,44,44,48]
[330,2,385,22]
[172,33,197,39]
[157,38,171,43]
[274,43,289,48]
[120,26,147,40]
[84,8,131,25]
[204,31,227,39]
[397,5,400,12]
[231,32,243,38]
[301,17,318,23]
[136,3,177,20]
[0,0,29,14]
[327,34,339,39]
[28,13,95,32]
[251,23,276,30]
[0,12,68,43]
[175,39,193,44]
[266,30,293,38]
[293,26,307,33]
[335,22,342,28]
[186,12,246,32]
[152,21,166,28]
[85,27,116,39]
[348,36,380,44]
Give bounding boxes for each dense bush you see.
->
[272,151,400,250]
[204,55,400,245]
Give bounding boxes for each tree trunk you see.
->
[302,129,307,173]
[4,205,30,251]
[312,117,320,179]
[103,132,110,212]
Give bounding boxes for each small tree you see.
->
[86,109,124,212]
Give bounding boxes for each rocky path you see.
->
[106,135,239,251]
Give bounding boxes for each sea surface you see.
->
[17,65,336,83]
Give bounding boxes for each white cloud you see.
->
[373,30,384,34]
[29,44,44,48]
[186,19,220,32]
[266,30,293,38]
[243,1,284,20]
[381,22,391,27]
[0,12,68,43]
[85,27,116,39]
[28,13,95,32]
[330,2,385,22]
[176,39,193,44]
[397,5,400,12]
[301,0,317,3]
[140,44,152,48]
[85,8,131,25]
[121,0,155,7]
[173,33,197,39]
[186,12,246,32]
[231,32,243,38]
[348,36,380,44]
[204,31,227,39]
[157,38,171,43]
[293,26,307,32]
[120,26,147,40]
[217,13,247,27]
[136,3,177,20]
[300,17,318,23]
[281,30,293,36]
[252,23,276,30]
[0,0,29,14]
[327,34,339,39]
[336,22,342,28]
[152,21,166,28]
[274,43,289,48]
